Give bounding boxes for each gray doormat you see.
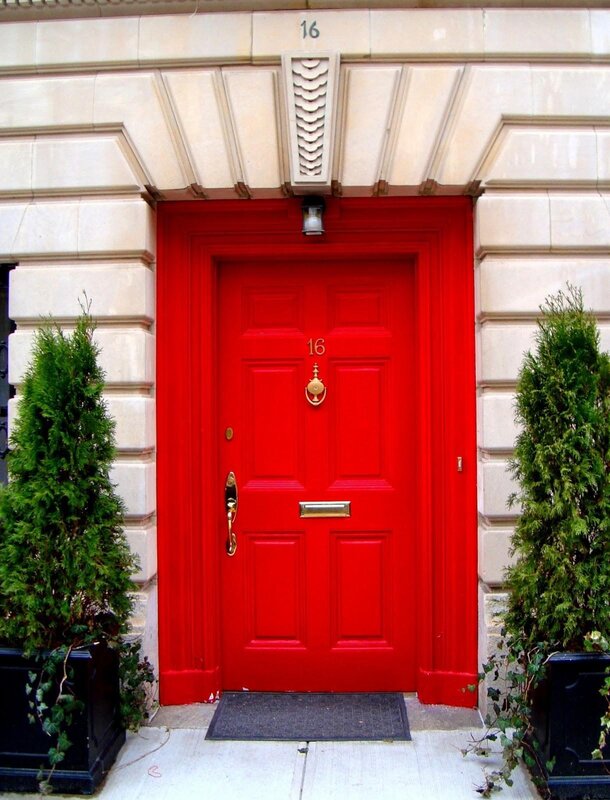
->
[205,692,411,741]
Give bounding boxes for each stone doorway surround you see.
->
[0,6,609,698]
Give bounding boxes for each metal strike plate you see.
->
[299,501,351,518]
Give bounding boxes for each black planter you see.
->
[530,652,610,800]
[0,643,125,794]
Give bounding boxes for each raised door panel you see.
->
[244,362,304,487]
[330,361,388,484]
[331,533,391,646]
[245,533,307,646]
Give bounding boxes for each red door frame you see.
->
[157,197,477,707]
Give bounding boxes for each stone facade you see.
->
[0,5,609,700]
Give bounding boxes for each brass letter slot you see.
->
[299,501,351,518]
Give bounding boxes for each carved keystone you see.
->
[281,52,340,195]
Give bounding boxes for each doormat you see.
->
[205,692,411,741]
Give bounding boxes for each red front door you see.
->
[158,198,478,707]
[219,258,416,691]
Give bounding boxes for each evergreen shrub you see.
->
[0,309,153,792]
[505,284,610,652]
[0,311,136,651]
[464,285,610,796]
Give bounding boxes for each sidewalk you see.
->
[2,698,540,800]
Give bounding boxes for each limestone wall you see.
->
[0,7,608,693]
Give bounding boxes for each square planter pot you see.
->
[0,643,125,794]
[530,652,610,800]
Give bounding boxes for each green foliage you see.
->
[28,646,84,794]
[464,286,610,797]
[505,285,610,652]
[464,631,550,797]
[0,308,144,793]
[118,638,156,731]
[0,311,136,651]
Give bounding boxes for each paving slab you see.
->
[299,733,537,800]
[0,698,540,800]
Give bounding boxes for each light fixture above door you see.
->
[301,196,325,236]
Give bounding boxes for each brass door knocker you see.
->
[305,363,327,406]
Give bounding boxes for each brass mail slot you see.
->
[299,501,351,518]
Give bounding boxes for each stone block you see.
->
[388,66,462,189]
[163,70,235,191]
[479,322,537,384]
[9,327,155,387]
[12,201,80,257]
[94,328,155,387]
[104,395,156,453]
[479,256,610,317]
[0,139,32,194]
[33,136,141,194]
[478,525,516,587]
[480,318,610,386]
[479,458,519,520]
[531,67,610,118]
[36,17,139,68]
[0,76,95,130]
[222,68,282,192]
[253,10,369,60]
[485,128,597,186]
[2,198,153,260]
[438,66,532,187]
[598,131,610,183]
[129,580,158,679]
[0,22,36,71]
[110,459,156,519]
[125,525,157,584]
[478,391,518,452]
[371,9,484,58]
[482,585,508,633]
[591,11,610,57]
[9,263,154,322]
[478,584,509,715]
[550,194,610,250]
[338,65,401,191]
[139,13,251,64]
[93,72,186,191]
[476,193,550,254]
[77,199,155,259]
[484,10,590,58]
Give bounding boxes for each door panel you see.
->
[219,258,416,691]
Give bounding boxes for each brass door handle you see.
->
[225,471,238,556]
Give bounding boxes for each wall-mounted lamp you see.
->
[301,196,325,236]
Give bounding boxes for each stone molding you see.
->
[1,66,609,201]
[2,0,610,20]
[1,10,609,65]
[282,52,339,194]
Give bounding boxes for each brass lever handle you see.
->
[225,471,238,556]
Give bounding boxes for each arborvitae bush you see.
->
[505,285,610,651]
[0,311,136,652]
[464,286,610,796]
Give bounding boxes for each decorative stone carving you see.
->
[281,52,339,195]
